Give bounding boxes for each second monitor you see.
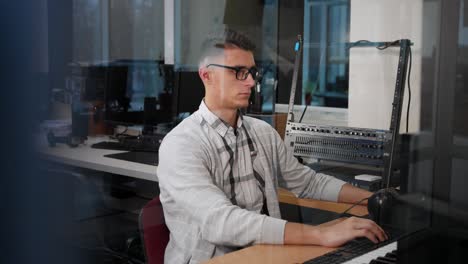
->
[104,60,173,133]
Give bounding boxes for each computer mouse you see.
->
[367,188,399,225]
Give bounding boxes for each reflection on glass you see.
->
[454,0,468,141]
[73,0,104,61]
[174,0,279,115]
[303,0,349,108]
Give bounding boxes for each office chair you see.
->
[139,195,170,264]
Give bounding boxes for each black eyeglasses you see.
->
[206,64,261,82]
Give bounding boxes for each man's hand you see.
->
[284,217,388,247]
[312,217,388,247]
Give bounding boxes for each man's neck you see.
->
[211,108,239,128]
[204,100,238,128]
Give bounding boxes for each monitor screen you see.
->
[173,70,205,116]
[104,60,173,128]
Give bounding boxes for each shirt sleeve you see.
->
[157,132,286,247]
[274,131,346,202]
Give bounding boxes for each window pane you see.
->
[303,0,350,108]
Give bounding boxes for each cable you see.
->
[349,40,399,50]
[348,40,371,48]
[299,105,308,123]
[376,40,400,50]
[338,197,369,218]
[116,126,129,137]
[406,46,412,133]
[109,126,130,140]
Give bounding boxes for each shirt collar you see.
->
[198,100,244,137]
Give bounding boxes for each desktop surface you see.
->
[205,193,369,264]
[205,224,413,264]
[37,135,158,181]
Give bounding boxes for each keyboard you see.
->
[342,242,396,264]
[91,134,164,153]
[303,227,404,264]
[104,151,158,166]
[91,141,133,151]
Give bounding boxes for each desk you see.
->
[38,135,158,182]
[205,189,368,264]
[205,244,337,264]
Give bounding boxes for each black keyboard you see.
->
[91,141,132,151]
[104,151,158,166]
[303,227,404,264]
[91,134,164,153]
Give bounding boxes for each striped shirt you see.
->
[157,101,346,264]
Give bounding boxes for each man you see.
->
[157,29,387,264]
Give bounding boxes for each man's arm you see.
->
[337,183,373,205]
[273,129,384,247]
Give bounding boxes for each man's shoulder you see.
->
[171,114,200,132]
[243,115,272,126]
[160,113,205,149]
[243,115,276,132]
[242,115,283,146]
[165,114,201,139]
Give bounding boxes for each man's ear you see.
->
[199,67,212,85]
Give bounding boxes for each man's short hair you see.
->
[199,28,255,66]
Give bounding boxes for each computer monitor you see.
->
[104,60,173,132]
[173,70,205,116]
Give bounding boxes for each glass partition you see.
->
[33,0,468,262]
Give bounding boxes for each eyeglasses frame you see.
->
[206,63,262,82]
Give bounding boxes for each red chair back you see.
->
[139,196,170,264]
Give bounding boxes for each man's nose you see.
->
[244,73,256,87]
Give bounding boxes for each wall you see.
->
[348,0,423,132]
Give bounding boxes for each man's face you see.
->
[206,47,256,110]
